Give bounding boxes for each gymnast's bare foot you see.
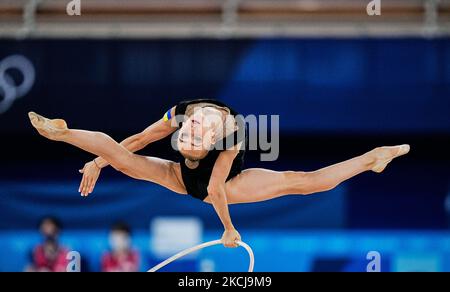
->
[368,144,410,173]
[28,112,68,141]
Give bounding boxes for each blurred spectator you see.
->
[25,216,69,272]
[101,222,140,272]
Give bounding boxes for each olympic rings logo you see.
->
[0,55,36,114]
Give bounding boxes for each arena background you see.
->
[0,0,449,272]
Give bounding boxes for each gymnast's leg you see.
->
[28,112,186,194]
[215,145,410,204]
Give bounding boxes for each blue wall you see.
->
[0,37,449,271]
[0,180,347,230]
[0,38,449,134]
[1,230,449,272]
[0,37,448,230]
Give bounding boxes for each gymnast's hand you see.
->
[221,229,241,248]
[78,161,101,197]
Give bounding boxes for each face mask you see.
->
[45,234,57,242]
[109,233,130,252]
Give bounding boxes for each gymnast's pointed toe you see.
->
[28,111,68,141]
[371,144,410,173]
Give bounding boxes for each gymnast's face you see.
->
[177,107,221,160]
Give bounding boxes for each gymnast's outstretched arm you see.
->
[92,107,177,168]
[78,107,178,195]
[207,144,243,248]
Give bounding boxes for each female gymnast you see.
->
[28,99,410,248]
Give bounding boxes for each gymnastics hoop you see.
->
[148,240,254,272]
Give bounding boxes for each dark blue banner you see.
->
[0,38,449,134]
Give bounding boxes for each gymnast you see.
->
[28,99,410,248]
